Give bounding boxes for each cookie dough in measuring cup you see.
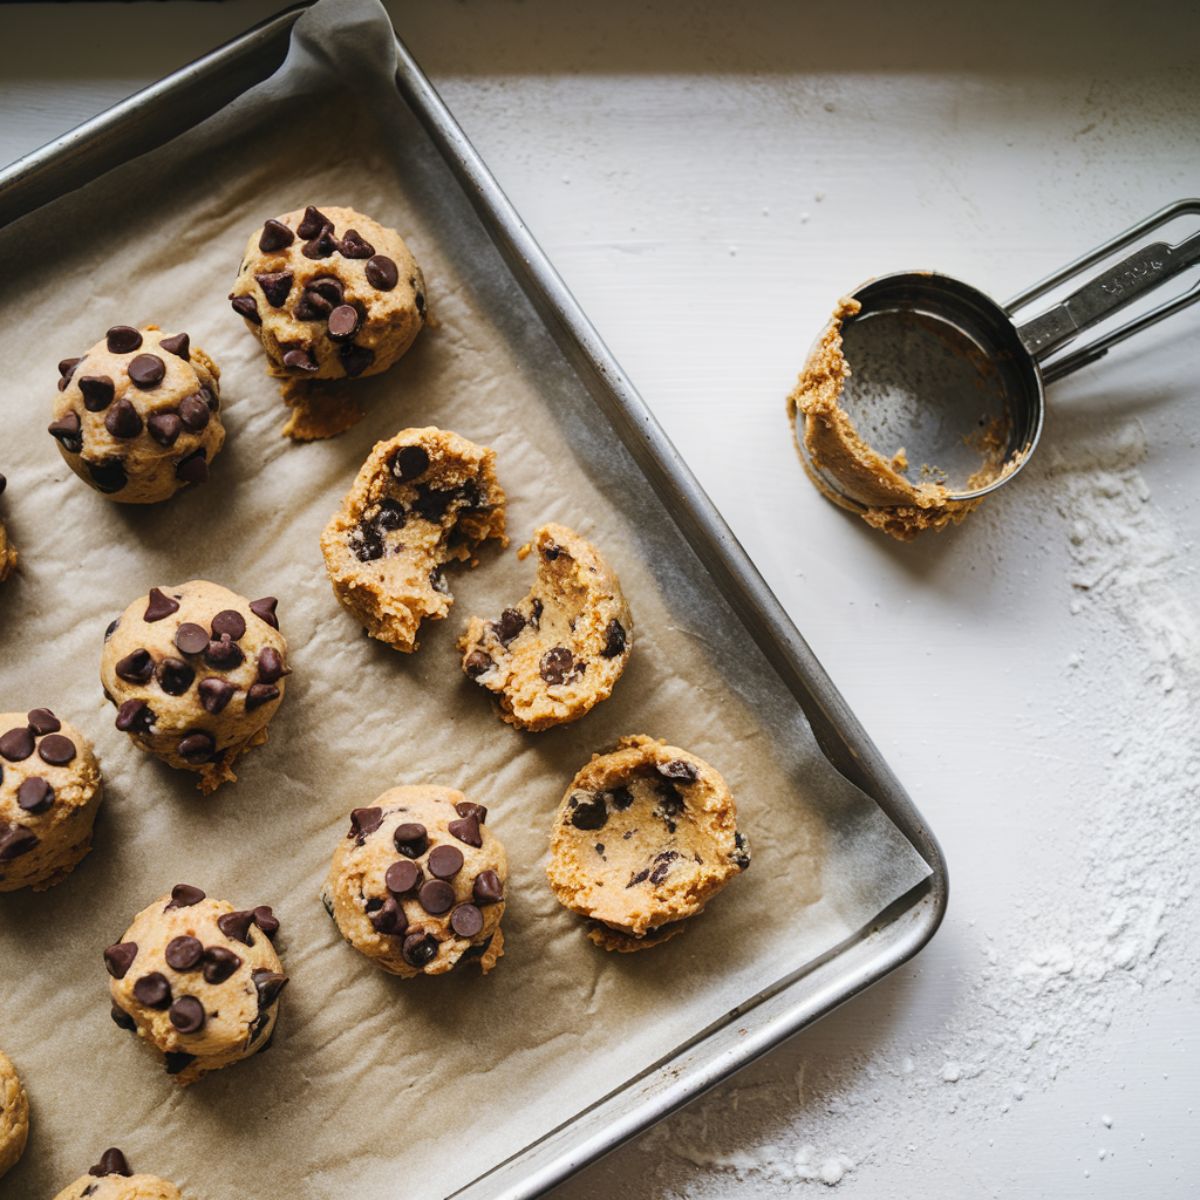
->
[788,200,1200,540]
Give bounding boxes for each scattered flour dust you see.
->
[626,421,1198,1195]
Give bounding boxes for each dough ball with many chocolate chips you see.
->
[0,1050,29,1181]
[0,709,103,892]
[458,523,632,731]
[230,204,425,386]
[100,581,290,794]
[320,427,507,652]
[547,735,749,952]
[0,471,15,582]
[52,1147,182,1199]
[322,786,507,979]
[104,886,287,1087]
[48,325,224,504]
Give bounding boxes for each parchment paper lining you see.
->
[0,3,929,1196]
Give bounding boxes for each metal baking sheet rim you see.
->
[0,5,948,1197]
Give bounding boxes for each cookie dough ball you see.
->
[105,885,287,1086]
[49,326,224,504]
[322,787,507,978]
[230,205,425,382]
[0,472,15,582]
[53,1148,182,1200]
[100,581,290,794]
[0,1050,29,1180]
[547,736,750,952]
[0,709,103,892]
[321,427,507,652]
[459,524,632,731]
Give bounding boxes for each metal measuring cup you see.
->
[796,199,1200,509]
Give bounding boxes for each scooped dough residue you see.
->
[786,299,1019,541]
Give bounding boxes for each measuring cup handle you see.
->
[1016,229,1200,364]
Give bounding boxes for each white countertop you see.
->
[4,3,1198,1197]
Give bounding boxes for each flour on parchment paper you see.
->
[614,422,1198,1194]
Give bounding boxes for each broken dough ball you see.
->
[320,427,507,652]
[104,885,287,1087]
[547,735,750,952]
[230,204,425,382]
[48,325,223,504]
[458,523,632,731]
[322,786,507,979]
[52,1148,182,1200]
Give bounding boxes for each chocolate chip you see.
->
[175,449,209,484]
[369,895,407,935]
[253,905,280,939]
[178,394,210,431]
[447,815,482,848]
[348,806,383,841]
[169,996,206,1034]
[164,1051,196,1076]
[47,411,82,453]
[412,485,456,522]
[428,844,464,879]
[204,634,244,670]
[493,608,526,646]
[455,801,488,825]
[542,541,562,561]
[104,617,120,640]
[302,225,338,260]
[655,781,683,815]
[90,1148,132,1178]
[115,648,154,683]
[626,868,650,887]
[393,822,428,857]
[252,968,288,1007]
[0,727,35,761]
[255,269,293,307]
[659,758,698,783]
[415,291,426,317]
[339,342,374,378]
[572,792,610,830]
[201,386,219,411]
[217,909,257,945]
[27,708,60,734]
[249,596,279,628]
[198,677,236,714]
[166,883,206,909]
[294,291,330,322]
[540,646,575,685]
[297,205,332,239]
[256,647,288,684]
[177,730,215,763]
[231,294,262,325]
[246,683,280,711]
[282,345,318,372]
[79,375,115,411]
[402,931,439,966]
[165,935,204,971]
[133,972,172,1009]
[17,776,53,814]
[385,859,423,895]
[0,823,37,861]
[418,879,455,914]
[110,1004,136,1032]
[201,945,241,984]
[472,869,504,905]
[308,275,344,305]
[450,903,484,938]
[606,785,634,811]
[58,356,82,379]
[87,458,128,494]
[38,733,75,766]
[106,326,142,354]
[127,353,165,389]
[733,831,751,871]
[464,650,494,679]
[159,332,190,360]
[209,609,246,642]
[602,619,627,658]
[339,229,375,258]
[259,218,295,252]
[114,699,153,733]
[327,303,361,341]
[366,254,398,290]
[649,854,679,884]
[103,941,138,979]
[0,473,5,496]
[144,587,179,621]
[174,622,209,655]
[156,657,195,695]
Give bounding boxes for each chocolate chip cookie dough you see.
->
[323,787,506,978]
[459,523,632,731]
[548,736,750,952]
[0,472,15,582]
[53,1148,182,1200]
[105,885,287,1086]
[49,326,223,503]
[321,428,507,652]
[0,709,103,892]
[101,581,289,794]
[0,1050,29,1180]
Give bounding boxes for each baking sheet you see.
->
[0,2,930,1197]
